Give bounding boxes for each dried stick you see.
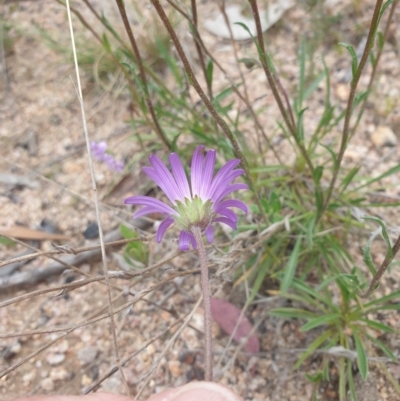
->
[0,234,147,269]
[114,0,171,151]
[0,248,184,309]
[0,229,122,290]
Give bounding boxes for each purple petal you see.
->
[213,216,237,230]
[124,195,177,216]
[190,233,197,249]
[157,217,174,242]
[211,169,245,203]
[205,225,214,243]
[214,183,248,204]
[179,230,192,251]
[200,150,216,199]
[191,146,205,198]
[133,206,162,219]
[169,153,191,200]
[208,159,241,200]
[142,167,179,205]
[214,199,248,214]
[147,155,184,203]
[217,208,238,223]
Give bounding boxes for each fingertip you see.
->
[147,382,244,401]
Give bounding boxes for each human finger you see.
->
[147,381,244,401]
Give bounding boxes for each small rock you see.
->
[1,341,21,361]
[83,222,99,239]
[40,369,49,378]
[55,340,69,354]
[168,360,183,377]
[81,374,92,386]
[389,110,400,137]
[40,377,54,391]
[46,353,65,366]
[78,347,98,365]
[23,370,37,386]
[146,344,156,356]
[371,125,397,147]
[50,367,70,381]
[335,84,350,101]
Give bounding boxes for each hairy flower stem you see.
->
[191,225,213,381]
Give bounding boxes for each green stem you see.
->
[191,225,213,381]
[318,0,384,222]
[248,0,315,175]
[361,233,400,298]
[350,0,397,139]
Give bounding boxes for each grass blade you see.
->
[281,236,302,295]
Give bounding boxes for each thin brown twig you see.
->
[115,0,171,151]
[190,0,213,100]
[0,236,148,269]
[247,2,296,135]
[0,243,181,306]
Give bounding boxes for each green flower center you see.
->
[173,196,213,231]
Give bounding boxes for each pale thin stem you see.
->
[65,1,130,395]
[191,225,213,381]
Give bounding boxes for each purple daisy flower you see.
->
[124,146,248,251]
